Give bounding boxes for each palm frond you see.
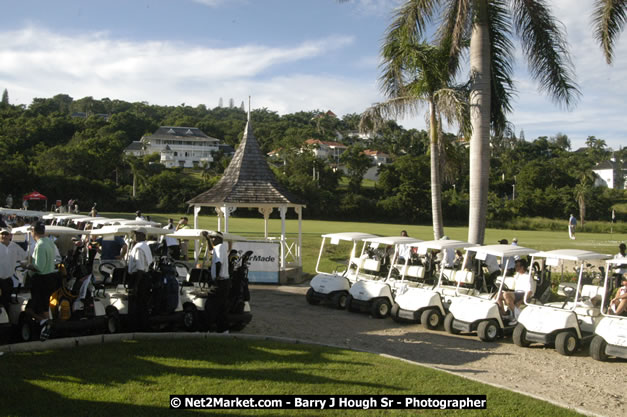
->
[487,0,515,135]
[385,0,442,45]
[436,0,472,76]
[511,0,580,109]
[592,0,627,64]
[433,86,471,137]
[360,97,426,133]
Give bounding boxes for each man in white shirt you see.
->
[208,233,231,333]
[0,229,27,309]
[613,243,626,288]
[127,228,153,331]
[162,218,180,260]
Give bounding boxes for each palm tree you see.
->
[387,0,579,244]
[361,39,468,239]
[593,0,627,64]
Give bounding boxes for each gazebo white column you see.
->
[279,206,287,269]
[295,206,302,267]
[258,207,273,239]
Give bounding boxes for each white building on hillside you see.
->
[124,126,221,168]
[593,159,626,189]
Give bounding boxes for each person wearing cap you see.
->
[26,223,59,328]
[207,232,231,333]
[568,214,576,240]
[0,229,27,310]
[127,228,153,331]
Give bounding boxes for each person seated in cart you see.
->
[610,277,627,316]
[497,259,535,324]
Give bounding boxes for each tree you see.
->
[593,0,627,64]
[361,38,468,239]
[339,145,372,193]
[1,89,8,107]
[574,171,596,231]
[391,0,579,244]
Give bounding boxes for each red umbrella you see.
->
[23,191,48,201]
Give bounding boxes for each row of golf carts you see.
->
[0,217,253,343]
[306,232,627,362]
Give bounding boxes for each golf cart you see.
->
[346,236,423,318]
[96,225,190,333]
[391,240,478,328]
[445,244,541,342]
[14,226,114,342]
[514,249,611,356]
[163,228,253,332]
[589,258,627,361]
[306,232,378,309]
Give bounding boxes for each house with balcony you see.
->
[124,126,221,168]
[593,158,626,189]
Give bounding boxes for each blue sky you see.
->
[0,0,625,150]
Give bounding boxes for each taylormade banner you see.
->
[233,241,280,283]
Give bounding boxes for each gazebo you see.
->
[187,108,306,282]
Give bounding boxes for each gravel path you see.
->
[245,285,626,417]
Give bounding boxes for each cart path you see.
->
[246,285,625,417]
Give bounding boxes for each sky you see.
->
[0,0,625,150]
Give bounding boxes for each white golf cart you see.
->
[163,228,252,332]
[306,232,378,309]
[96,225,190,333]
[513,249,611,356]
[346,236,423,318]
[445,244,540,342]
[589,258,627,361]
[391,240,478,329]
[10,226,114,342]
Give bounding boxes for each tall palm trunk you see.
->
[467,0,491,245]
[429,99,444,239]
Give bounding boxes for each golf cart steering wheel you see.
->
[561,285,576,309]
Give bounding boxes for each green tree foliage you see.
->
[339,145,372,193]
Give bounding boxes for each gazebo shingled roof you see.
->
[187,115,304,207]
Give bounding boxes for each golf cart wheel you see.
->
[513,324,531,348]
[589,336,608,361]
[371,299,391,319]
[477,320,499,342]
[230,322,247,332]
[305,288,320,305]
[106,311,121,334]
[346,295,358,313]
[331,292,348,310]
[183,305,198,332]
[420,309,443,330]
[390,303,400,321]
[18,314,34,342]
[555,331,578,356]
[444,313,460,335]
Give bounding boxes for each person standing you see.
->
[0,229,27,310]
[135,211,145,221]
[26,223,58,340]
[208,232,231,333]
[613,243,627,289]
[5,194,13,208]
[162,218,180,260]
[127,228,153,331]
[176,217,190,260]
[568,214,577,240]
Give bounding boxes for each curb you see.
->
[0,332,602,417]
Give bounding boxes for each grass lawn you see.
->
[106,212,627,278]
[2,338,582,417]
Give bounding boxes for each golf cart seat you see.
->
[495,276,518,291]
[441,268,455,281]
[398,264,425,280]
[362,258,381,274]
[349,256,365,270]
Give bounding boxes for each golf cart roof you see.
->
[88,218,128,225]
[533,249,612,262]
[413,239,478,251]
[466,244,538,258]
[166,228,248,242]
[0,208,46,217]
[363,236,423,245]
[11,225,88,236]
[118,219,162,227]
[93,225,169,237]
[320,232,378,242]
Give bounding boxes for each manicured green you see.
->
[2,338,583,417]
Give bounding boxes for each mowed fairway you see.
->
[2,338,584,417]
[126,213,627,277]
